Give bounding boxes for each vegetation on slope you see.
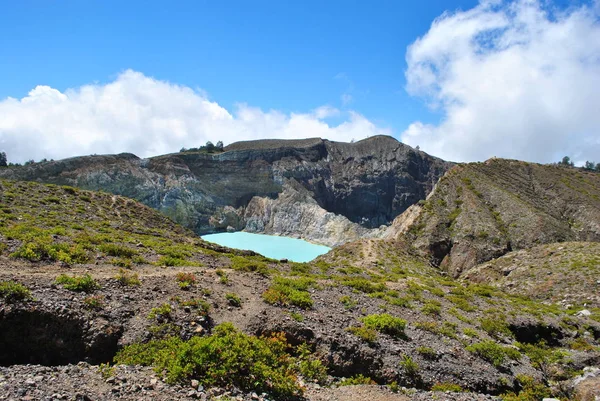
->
[1,177,599,400]
[400,158,600,276]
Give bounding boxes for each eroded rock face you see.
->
[392,159,600,276]
[0,136,449,245]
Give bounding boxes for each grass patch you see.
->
[55,274,99,292]
[466,340,520,367]
[262,277,315,309]
[225,292,242,307]
[0,280,32,302]
[361,313,406,338]
[114,269,141,286]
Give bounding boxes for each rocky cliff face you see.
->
[390,159,600,276]
[0,136,450,245]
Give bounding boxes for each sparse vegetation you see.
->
[262,276,314,309]
[115,269,141,286]
[175,272,196,289]
[225,292,242,307]
[114,322,310,398]
[0,280,32,302]
[361,313,406,337]
[55,274,99,292]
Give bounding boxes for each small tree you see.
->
[215,141,224,151]
[560,156,574,167]
[205,141,215,153]
[596,163,600,172]
[584,161,595,170]
[0,152,6,167]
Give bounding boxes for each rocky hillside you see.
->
[1,179,599,401]
[464,242,600,308]
[390,159,600,276]
[0,136,450,246]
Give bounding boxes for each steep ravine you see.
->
[0,136,450,246]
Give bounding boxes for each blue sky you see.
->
[1,0,479,128]
[1,0,599,163]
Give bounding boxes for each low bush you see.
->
[0,280,32,302]
[346,326,378,343]
[114,323,308,398]
[225,292,242,307]
[431,383,464,392]
[148,303,172,320]
[55,274,99,292]
[466,340,520,367]
[480,316,512,339]
[115,269,141,286]
[262,276,314,309]
[361,313,406,337]
[176,272,196,289]
[83,295,105,310]
[339,374,376,386]
[342,278,386,294]
[99,243,137,258]
[399,355,419,378]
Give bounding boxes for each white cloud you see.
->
[0,70,390,163]
[402,0,600,163]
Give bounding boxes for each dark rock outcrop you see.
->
[0,136,450,245]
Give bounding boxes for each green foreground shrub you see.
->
[0,280,32,302]
[115,322,325,398]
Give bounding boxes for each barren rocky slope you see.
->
[1,179,599,401]
[0,136,449,246]
[389,159,600,276]
[463,242,600,308]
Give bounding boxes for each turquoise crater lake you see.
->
[201,232,331,263]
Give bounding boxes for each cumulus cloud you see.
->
[0,70,390,163]
[401,0,600,163]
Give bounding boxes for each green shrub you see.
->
[431,382,464,392]
[399,355,419,378]
[225,293,242,307]
[262,276,314,309]
[176,272,196,289]
[0,281,32,302]
[480,317,512,339]
[463,327,479,338]
[148,303,172,320]
[361,313,406,337]
[55,274,99,292]
[447,295,475,312]
[115,269,141,286]
[466,340,520,367]
[422,301,441,316]
[11,240,89,264]
[114,323,305,398]
[342,278,386,294]
[500,375,552,401]
[416,346,437,359]
[215,269,229,284]
[83,295,105,310]
[339,374,376,386]
[296,343,327,383]
[339,295,357,309]
[346,326,378,343]
[158,255,187,267]
[230,256,269,275]
[177,298,210,317]
[99,243,137,258]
